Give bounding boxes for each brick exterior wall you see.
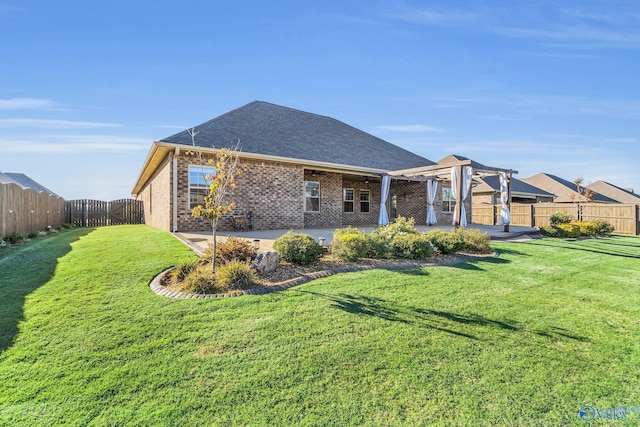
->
[137,151,472,232]
[176,154,306,232]
[136,154,172,231]
[303,171,343,228]
[341,179,381,225]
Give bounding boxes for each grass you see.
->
[1,225,639,426]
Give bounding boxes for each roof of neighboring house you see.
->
[473,175,554,198]
[0,172,58,196]
[587,181,640,204]
[521,173,617,203]
[160,101,434,171]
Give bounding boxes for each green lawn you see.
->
[1,225,639,426]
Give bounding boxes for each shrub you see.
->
[390,233,433,259]
[550,211,574,226]
[426,229,465,254]
[574,221,596,236]
[591,219,614,236]
[37,230,48,237]
[367,233,390,258]
[556,223,581,238]
[202,236,257,265]
[215,259,257,291]
[331,227,371,261]
[170,258,199,285]
[26,231,39,239]
[273,231,324,265]
[4,232,24,244]
[539,226,561,237]
[181,265,221,294]
[0,239,6,248]
[372,216,419,243]
[462,229,492,253]
[60,223,75,229]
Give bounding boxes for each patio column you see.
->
[499,171,513,232]
[426,179,438,225]
[378,175,391,226]
[451,165,472,227]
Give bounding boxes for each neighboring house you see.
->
[587,181,640,204]
[133,101,475,232]
[521,173,617,203]
[0,172,59,196]
[473,175,554,204]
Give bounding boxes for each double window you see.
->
[442,187,455,213]
[189,165,216,209]
[343,189,370,213]
[305,181,320,212]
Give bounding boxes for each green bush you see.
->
[574,221,596,236]
[462,229,492,253]
[550,211,574,226]
[332,227,371,261]
[202,236,257,265]
[390,233,433,259]
[372,216,419,243]
[26,231,38,239]
[556,223,581,238]
[539,226,561,237]
[426,229,465,254]
[591,219,614,236]
[367,233,390,258]
[273,231,324,265]
[4,232,24,244]
[215,259,257,291]
[181,265,222,294]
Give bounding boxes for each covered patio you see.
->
[384,155,517,231]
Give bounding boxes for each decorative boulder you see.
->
[251,250,279,274]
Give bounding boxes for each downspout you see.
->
[172,147,180,232]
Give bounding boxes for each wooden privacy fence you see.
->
[0,182,66,237]
[66,199,144,227]
[472,203,640,235]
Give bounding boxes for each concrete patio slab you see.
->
[175,224,539,254]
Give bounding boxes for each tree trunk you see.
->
[211,218,218,273]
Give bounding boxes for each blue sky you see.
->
[1,1,639,199]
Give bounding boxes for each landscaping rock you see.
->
[252,250,279,274]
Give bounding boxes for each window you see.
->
[305,181,320,212]
[360,190,370,213]
[343,189,354,213]
[443,187,455,213]
[189,165,216,209]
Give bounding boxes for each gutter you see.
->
[172,147,179,232]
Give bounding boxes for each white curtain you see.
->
[451,166,473,226]
[499,172,511,225]
[378,175,391,226]
[426,179,438,225]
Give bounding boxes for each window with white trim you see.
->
[189,165,216,209]
[442,187,455,213]
[305,181,320,212]
[343,188,354,213]
[360,189,370,213]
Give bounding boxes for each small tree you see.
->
[190,131,242,272]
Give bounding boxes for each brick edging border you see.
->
[149,251,500,299]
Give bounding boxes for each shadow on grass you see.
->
[532,236,640,260]
[0,228,93,353]
[297,290,528,341]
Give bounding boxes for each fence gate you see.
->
[66,199,144,227]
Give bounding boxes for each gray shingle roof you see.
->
[160,101,434,171]
[479,175,554,196]
[1,172,58,196]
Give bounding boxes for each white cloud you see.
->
[376,124,444,133]
[0,118,121,129]
[0,98,57,110]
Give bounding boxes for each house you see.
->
[521,173,617,203]
[0,172,59,196]
[586,181,640,204]
[132,101,483,232]
[473,175,554,204]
